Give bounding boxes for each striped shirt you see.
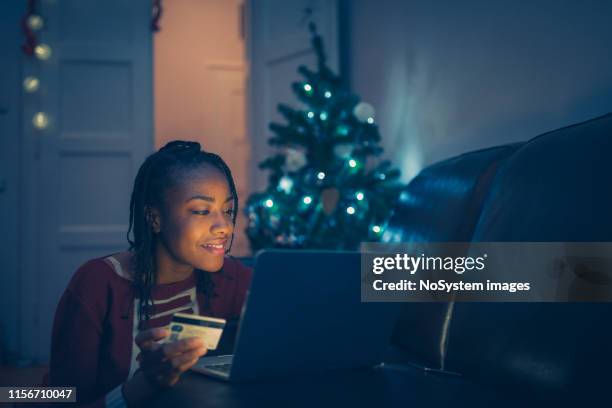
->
[46,254,252,407]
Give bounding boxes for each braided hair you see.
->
[127,140,238,327]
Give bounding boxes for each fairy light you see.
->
[32,112,49,129]
[27,14,44,31]
[34,44,52,60]
[23,76,40,93]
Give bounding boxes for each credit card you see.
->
[165,313,226,350]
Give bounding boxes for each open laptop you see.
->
[191,249,400,382]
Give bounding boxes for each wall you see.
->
[348,0,612,181]
[0,1,24,363]
[155,0,244,147]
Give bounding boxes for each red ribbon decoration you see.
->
[152,0,163,32]
[21,0,38,55]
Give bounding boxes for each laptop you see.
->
[191,249,400,382]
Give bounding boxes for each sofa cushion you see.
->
[384,143,522,369]
[473,112,612,242]
[446,112,612,401]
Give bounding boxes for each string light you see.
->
[303,196,312,205]
[319,112,328,121]
[348,159,357,168]
[265,199,274,208]
[32,112,49,129]
[317,171,325,180]
[324,91,332,98]
[303,83,312,92]
[346,206,355,215]
[355,191,364,201]
[34,44,52,60]
[367,117,374,124]
[372,225,382,234]
[26,14,44,31]
[23,76,40,93]
[307,111,315,119]
[336,125,350,136]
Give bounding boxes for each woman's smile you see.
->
[200,238,228,255]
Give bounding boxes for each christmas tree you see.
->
[245,23,402,251]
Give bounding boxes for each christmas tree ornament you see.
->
[333,143,353,159]
[275,234,289,245]
[285,148,307,172]
[269,214,280,228]
[353,102,375,123]
[247,211,259,227]
[277,176,293,193]
[321,188,340,215]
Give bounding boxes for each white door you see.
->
[245,0,339,192]
[20,0,153,363]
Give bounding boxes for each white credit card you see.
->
[165,313,226,351]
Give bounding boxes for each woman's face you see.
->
[155,165,234,273]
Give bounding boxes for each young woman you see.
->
[46,141,252,407]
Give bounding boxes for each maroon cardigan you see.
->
[45,255,252,406]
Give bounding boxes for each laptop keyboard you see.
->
[205,363,232,373]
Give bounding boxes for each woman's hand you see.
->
[135,327,208,388]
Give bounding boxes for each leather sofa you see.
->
[383,112,612,405]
